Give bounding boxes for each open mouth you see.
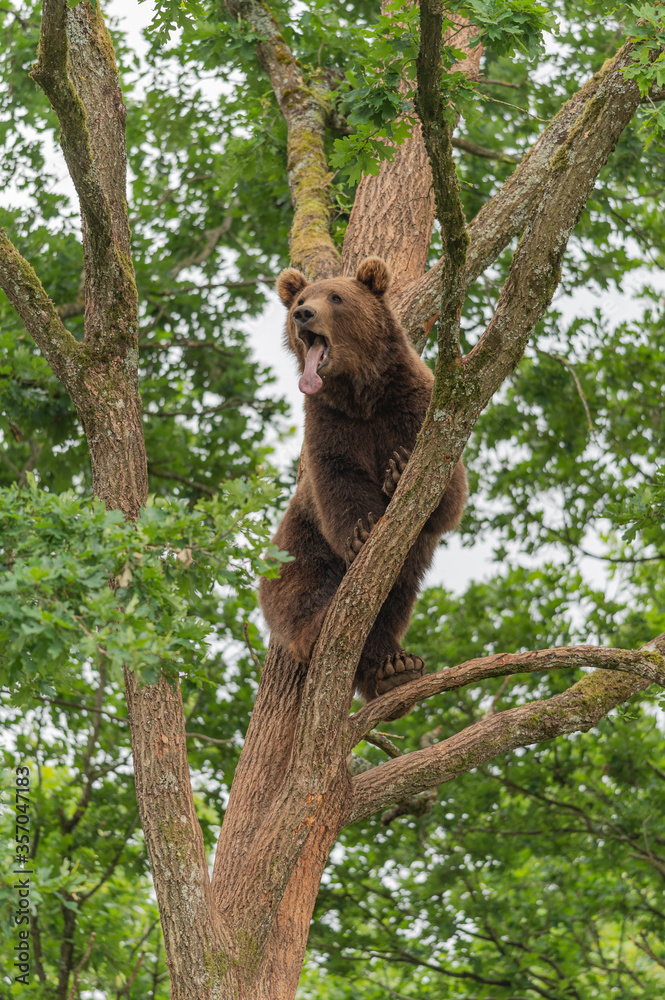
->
[299,330,331,370]
[298,331,330,395]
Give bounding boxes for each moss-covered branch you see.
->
[348,635,665,824]
[31,0,113,263]
[31,0,137,352]
[415,0,469,362]
[225,1,339,280]
[0,229,83,387]
[464,39,644,388]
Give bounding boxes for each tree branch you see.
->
[536,349,595,431]
[31,0,137,351]
[452,136,520,163]
[225,1,339,279]
[394,37,655,339]
[185,732,235,746]
[66,931,96,1000]
[31,0,113,256]
[350,641,665,740]
[146,464,216,497]
[415,0,469,363]
[348,636,665,824]
[464,39,645,389]
[169,218,232,279]
[79,813,140,903]
[61,657,108,834]
[0,230,83,386]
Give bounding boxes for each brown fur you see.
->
[260,258,467,700]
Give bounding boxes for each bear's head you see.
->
[276,257,396,396]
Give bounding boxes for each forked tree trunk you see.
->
[212,648,352,998]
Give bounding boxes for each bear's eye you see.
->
[297,298,304,306]
[330,294,342,304]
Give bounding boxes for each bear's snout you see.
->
[293,305,317,326]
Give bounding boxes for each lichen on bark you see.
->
[224,0,340,280]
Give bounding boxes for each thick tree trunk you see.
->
[217,795,344,999]
[212,643,351,996]
[258,822,343,999]
[125,671,229,1000]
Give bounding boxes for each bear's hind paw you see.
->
[383,447,410,498]
[376,652,425,695]
[346,513,376,568]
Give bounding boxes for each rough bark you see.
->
[32,0,137,352]
[125,671,228,999]
[0,229,83,387]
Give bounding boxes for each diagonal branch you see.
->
[0,229,84,387]
[350,642,665,741]
[225,1,339,279]
[348,635,665,824]
[463,39,646,389]
[31,0,137,351]
[393,41,662,340]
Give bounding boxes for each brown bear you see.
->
[259,257,467,701]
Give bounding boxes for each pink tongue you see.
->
[299,338,326,395]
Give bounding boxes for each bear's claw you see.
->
[346,513,376,567]
[383,446,411,498]
[376,651,425,694]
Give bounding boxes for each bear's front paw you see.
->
[376,651,425,695]
[345,513,376,568]
[383,447,410,498]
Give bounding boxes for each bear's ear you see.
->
[356,257,392,296]
[276,268,308,308]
